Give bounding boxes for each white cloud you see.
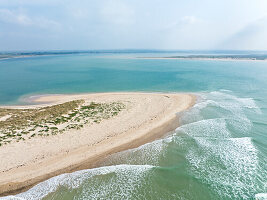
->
[0,8,61,29]
[160,15,218,49]
[0,0,65,6]
[67,3,92,20]
[1,0,267,50]
[100,0,135,25]
[37,17,61,29]
[0,9,32,25]
[219,15,267,50]
[180,16,200,25]
[165,15,202,30]
[71,8,88,19]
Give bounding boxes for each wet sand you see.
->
[0,92,195,196]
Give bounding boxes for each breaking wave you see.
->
[2,90,265,200]
[2,165,154,200]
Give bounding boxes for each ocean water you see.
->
[0,53,266,200]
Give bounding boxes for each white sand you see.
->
[0,92,195,196]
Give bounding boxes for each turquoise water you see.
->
[0,53,267,199]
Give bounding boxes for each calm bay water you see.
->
[0,53,267,200]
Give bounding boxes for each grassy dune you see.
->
[0,100,125,146]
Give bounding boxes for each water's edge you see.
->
[0,94,196,197]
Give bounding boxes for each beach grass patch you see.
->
[0,100,125,146]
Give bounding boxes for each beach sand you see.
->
[0,92,195,196]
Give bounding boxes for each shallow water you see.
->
[0,53,266,199]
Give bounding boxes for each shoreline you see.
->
[0,92,195,197]
[137,57,267,62]
[1,91,182,107]
[2,54,267,63]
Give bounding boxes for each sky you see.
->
[1,0,267,51]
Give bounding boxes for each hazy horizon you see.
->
[2,49,267,54]
[1,0,267,51]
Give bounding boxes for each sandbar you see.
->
[0,92,195,196]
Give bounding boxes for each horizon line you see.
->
[2,49,267,54]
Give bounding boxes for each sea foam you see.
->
[173,91,265,199]
[1,165,154,200]
[2,90,264,200]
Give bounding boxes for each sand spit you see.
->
[0,92,195,196]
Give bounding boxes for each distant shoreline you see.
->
[0,92,195,196]
[1,51,267,62]
[138,56,267,61]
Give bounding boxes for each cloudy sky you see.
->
[1,0,267,51]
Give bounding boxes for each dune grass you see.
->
[0,100,125,146]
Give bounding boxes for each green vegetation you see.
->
[0,100,125,146]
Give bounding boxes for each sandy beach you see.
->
[0,92,195,196]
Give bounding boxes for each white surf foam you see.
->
[174,91,265,199]
[185,137,262,199]
[102,138,170,166]
[2,90,263,200]
[208,91,261,113]
[1,165,154,200]
[255,193,267,200]
[180,90,260,135]
[175,118,231,139]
